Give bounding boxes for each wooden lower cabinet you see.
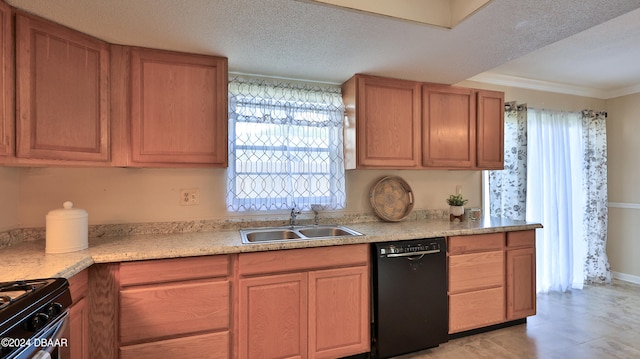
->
[449,287,505,333]
[237,244,370,359]
[119,280,229,344]
[448,250,504,293]
[119,331,229,359]
[87,255,232,359]
[118,256,231,357]
[448,230,537,334]
[506,230,537,320]
[447,233,505,334]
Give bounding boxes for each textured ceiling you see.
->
[7,0,640,98]
[470,7,640,99]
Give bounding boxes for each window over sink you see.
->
[226,75,346,212]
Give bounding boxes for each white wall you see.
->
[606,93,640,279]
[0,167,19,231]
[12,167,481,228]
[457,80,607,112]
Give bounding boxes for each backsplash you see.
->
[0,209,450,249]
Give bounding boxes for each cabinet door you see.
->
[239,273,307,359]
[68,297,89,359]
[477,90,504,169]
[0,3,12,162]
[344,75,421,168]
[422,85,475,168]
[66,269,89,359]
[507,246,536,319]
[308,266,369,359]
[15,14,110,162]
[130,48,227,166]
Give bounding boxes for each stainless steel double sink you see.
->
[240,225,363,244]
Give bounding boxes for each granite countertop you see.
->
[0,217,541,282]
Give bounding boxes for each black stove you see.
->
[0,278,71,359]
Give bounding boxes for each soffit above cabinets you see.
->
[302,0,491,28]
[6,0,640,97]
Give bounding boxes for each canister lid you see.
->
[47,201,88,219]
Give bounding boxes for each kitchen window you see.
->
[226,75,346,212]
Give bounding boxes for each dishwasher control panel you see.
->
[377,238,444,257]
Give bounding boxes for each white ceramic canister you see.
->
[46,201,88,254]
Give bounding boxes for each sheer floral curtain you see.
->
[489,106,611,293]
[488,102,527,220]
[581,110,611,283]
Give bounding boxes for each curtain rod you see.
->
[582,109,607,118]
[504,101,527,112]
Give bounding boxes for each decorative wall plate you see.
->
[369,176,414,222]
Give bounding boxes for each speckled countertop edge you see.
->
[0,216,542,282]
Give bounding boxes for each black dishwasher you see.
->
[371,238,448,358]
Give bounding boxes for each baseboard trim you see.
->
[612,271,640,285]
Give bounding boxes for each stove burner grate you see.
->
[0,280,50,311]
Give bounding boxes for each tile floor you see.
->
[395,280,640,359]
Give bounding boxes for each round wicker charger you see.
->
[369,176,414,222]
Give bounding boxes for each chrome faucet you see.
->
[311,204,322,226]
[290,207,301,227]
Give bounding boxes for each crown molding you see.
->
[468,72,640,100]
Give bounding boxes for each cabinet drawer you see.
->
[239,244,368,276]
[449,251,504,293]
[449,287,505,333]
[448,233,504,254]
[120,280,229,344]
[507,230,535,248]
[120,331,229,359]
[120,255,229,286]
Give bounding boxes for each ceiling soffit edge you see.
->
[299,0,491,29]
[468,73,640,100]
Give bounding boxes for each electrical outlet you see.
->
[456,185,462,195]
[180,189,200,206]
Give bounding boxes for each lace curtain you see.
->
[226,75,346,212]
[489,106,611,292]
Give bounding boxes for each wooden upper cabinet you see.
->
[342,74,504,170]
[128,48,228,167]
[0,3,13,163]
[342,75,421,169]
[15,13,110,163]
[422,85,475,168]
[477,90,504,169]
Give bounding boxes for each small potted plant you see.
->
[446,194,468,220]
